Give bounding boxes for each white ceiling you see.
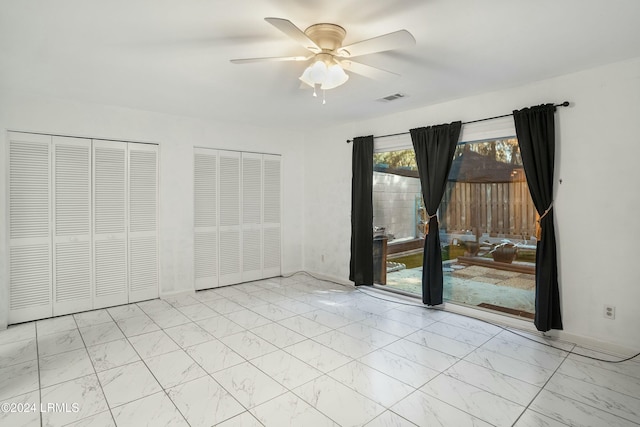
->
[2,0,640,130]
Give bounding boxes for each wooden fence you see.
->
[438,181,538,239]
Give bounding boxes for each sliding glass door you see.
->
[373,138,537,319]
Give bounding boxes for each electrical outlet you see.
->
[603,305,616,320]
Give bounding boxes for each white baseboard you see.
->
[551,330,639,359]
[286,270,353,288]
[159,289,196,299]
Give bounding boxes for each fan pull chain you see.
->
[322,90,326,105]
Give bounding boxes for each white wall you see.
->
[0,93,305,329]
[304,57,640,351]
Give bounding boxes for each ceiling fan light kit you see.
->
[230,17,416,102]
[299,56,350,90]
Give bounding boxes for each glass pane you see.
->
[441,138,536,318]
[373,149,424,296]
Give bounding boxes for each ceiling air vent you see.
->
[378,93,406,102]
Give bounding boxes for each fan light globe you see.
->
[299,60,328,87]
[321,64,349,90]
[308,60,328,82]
[298,67,315,87]
[299,60,349,92]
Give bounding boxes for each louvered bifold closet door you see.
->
[8,132,53,323]
[242,153,263,282]
[128,143,159,302]
[263,154,282,278]
[93,140,128,308]
[52,137,92,316]
[194,148,219,290]
[218,150,242,286]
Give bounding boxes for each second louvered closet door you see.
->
[194,149,219,290]
[262,154,281,278]
[93,140,128,308]
[242,153,263,282]
[53,136,93,316]
[194,149,281,291]
[8,132,52,324]
[218,151,242,286]
[128,143,159,302]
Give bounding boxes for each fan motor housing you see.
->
[304,23,347,52]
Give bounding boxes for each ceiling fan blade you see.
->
[338,30,415,58]
[339,60,400,80]
[264,17,321,53]
[231,55,311,64]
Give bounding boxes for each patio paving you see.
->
[384,262,535,315]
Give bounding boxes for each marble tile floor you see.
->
[1,275,639,427]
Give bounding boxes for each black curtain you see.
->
[349,135,374,286]
[513,104,563,331]
[410,122,462,305]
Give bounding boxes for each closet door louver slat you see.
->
[8,132,53,323]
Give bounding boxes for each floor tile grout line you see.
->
[35,322,43,427]
[253,328,397,419]
[553,360,640,400]
[511,340,574,426]
[526,388,640,427]
[212,285,387,424]
[323,357,419,409]
[454,349,552,391]
[408,347,526,425]
[175,301,299,425]
[287,284,542,426]
[463,339,567,375]
[373,408,421,427]
[434,354,543,409]
[408,383,506,427]
[421,319,497,347]
[70,312,118,427]
[529,359,640,425]
[139,297,290,426]
[108,306,195,427]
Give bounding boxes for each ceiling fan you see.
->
[231,18,416,96]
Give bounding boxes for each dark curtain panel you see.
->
[513,104,563,331]
[410,122,462,305]
[349,135,374,286]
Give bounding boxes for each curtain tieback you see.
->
[535,203,553,240]
[424,212,438,235]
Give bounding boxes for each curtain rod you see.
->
[345,101,570,143]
